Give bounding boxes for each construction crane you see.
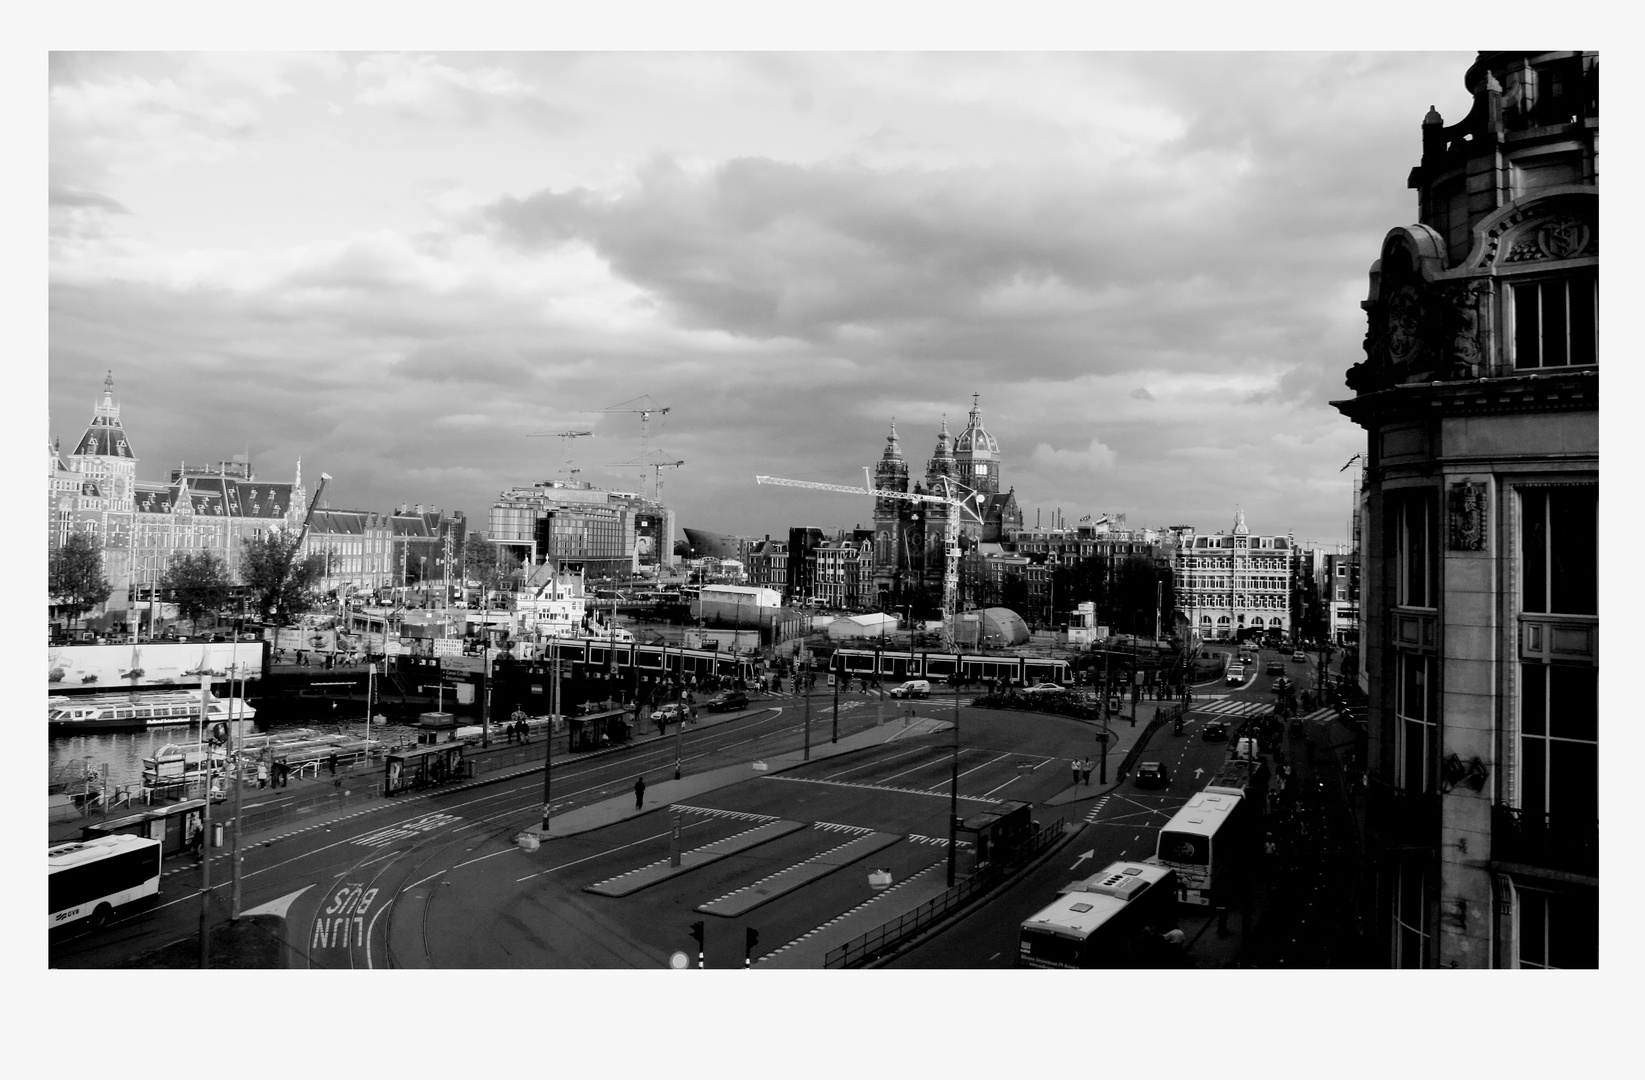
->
[584,396,669,486]
[603,454,684,502]
[755,470,987,651]
[526,430,593,480]
[268,472,331,624]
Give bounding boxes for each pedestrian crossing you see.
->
[1191,699,1274,719]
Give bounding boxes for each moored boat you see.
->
[48,691,257,734]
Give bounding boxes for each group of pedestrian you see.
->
[255,758,291,789]
[505,719,531,744]
[1069,756,1094,786]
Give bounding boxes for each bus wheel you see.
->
[88,903,113,928]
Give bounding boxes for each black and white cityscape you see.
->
[44,42,1598,1017]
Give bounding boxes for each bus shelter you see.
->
[957,800,1033,873]
[82,798,206,857]
[384,744,465,796]
[568,709,631,752]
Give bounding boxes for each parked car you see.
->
[888,679,931,699]
[1202,720,1228,742]
[1265,661,1284,676]
[650,702,688,724]
[704,691,749,713]
[1134,761,1170,788]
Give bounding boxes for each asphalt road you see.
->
[51,646,1336,970]
[49,690,1106,969]
[886,645,1302,968]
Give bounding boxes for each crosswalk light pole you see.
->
[832,668,840,744]
[946,688,960,887]
[690,920,705,969]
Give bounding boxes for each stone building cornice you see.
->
[1332,368,1596,430]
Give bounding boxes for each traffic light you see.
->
[689,920,705,969]
[744,926,759,968]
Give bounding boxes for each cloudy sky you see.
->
[48,48,1478,549]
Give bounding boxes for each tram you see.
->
[826,647,1072,687]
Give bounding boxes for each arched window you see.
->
[1201,615,1212,625]
[1217,616,1231,626]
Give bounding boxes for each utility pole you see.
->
[832,666,840,744]
[945,687,961,887]
[196,672,211,969]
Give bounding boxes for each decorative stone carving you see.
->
[1439,279,1489,379]
[1448,479,1488,551]
[1537,215,1592,260]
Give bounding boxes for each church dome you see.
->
[954,394,999,456]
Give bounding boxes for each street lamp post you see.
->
[945,685,961,887]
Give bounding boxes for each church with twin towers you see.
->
[870,395,1022,614]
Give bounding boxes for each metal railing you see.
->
[823,815,1067,968]
[1492,804,1598,877]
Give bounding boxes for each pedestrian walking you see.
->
[1081,757,1093,786]
[328,752,337,776]
[634,775,645,809]
[1071,758,1081,786]
[256,761,268,789]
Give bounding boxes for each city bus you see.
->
[49,834,163,930]
[1153,788,1251,906]
[1017,861,1179,968]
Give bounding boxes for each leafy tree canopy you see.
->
[241,531,327,625]
[161,550,231,627]
[49,532,111,626]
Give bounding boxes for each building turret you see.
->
[953,392,1000,496]
[925,416,956,486]
[873,419,909,514]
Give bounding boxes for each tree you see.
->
[241,531,327,625]
[161,550,231,628]
[463,535,512,593]
[50,532,113,627]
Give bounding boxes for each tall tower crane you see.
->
[584,396,670,489]
[603,454,684,502]
[755,470,987,651]
[526,430,593,481]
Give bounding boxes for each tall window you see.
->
[1515,484,1598,830]
[1392,864,1430,968]
[1396,652,1439,792]
[1513,275,1597,370]
[1521,488,1597,615]
[1395,493,1438,608]
[1516,888,1599,969]
[1518,662,1596,824]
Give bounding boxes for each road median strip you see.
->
[582,819,806,897]
[695,831,902,917]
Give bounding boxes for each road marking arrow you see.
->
[1194,767,1205,779]
[240,884,314,920]
[1069,849,1094,871]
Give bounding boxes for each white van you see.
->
[889,680,931,699]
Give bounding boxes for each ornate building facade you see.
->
[871,397,1022,616]
[1334,52,1597,968]
[1171,511,1292,642]
[50,373,307,623]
